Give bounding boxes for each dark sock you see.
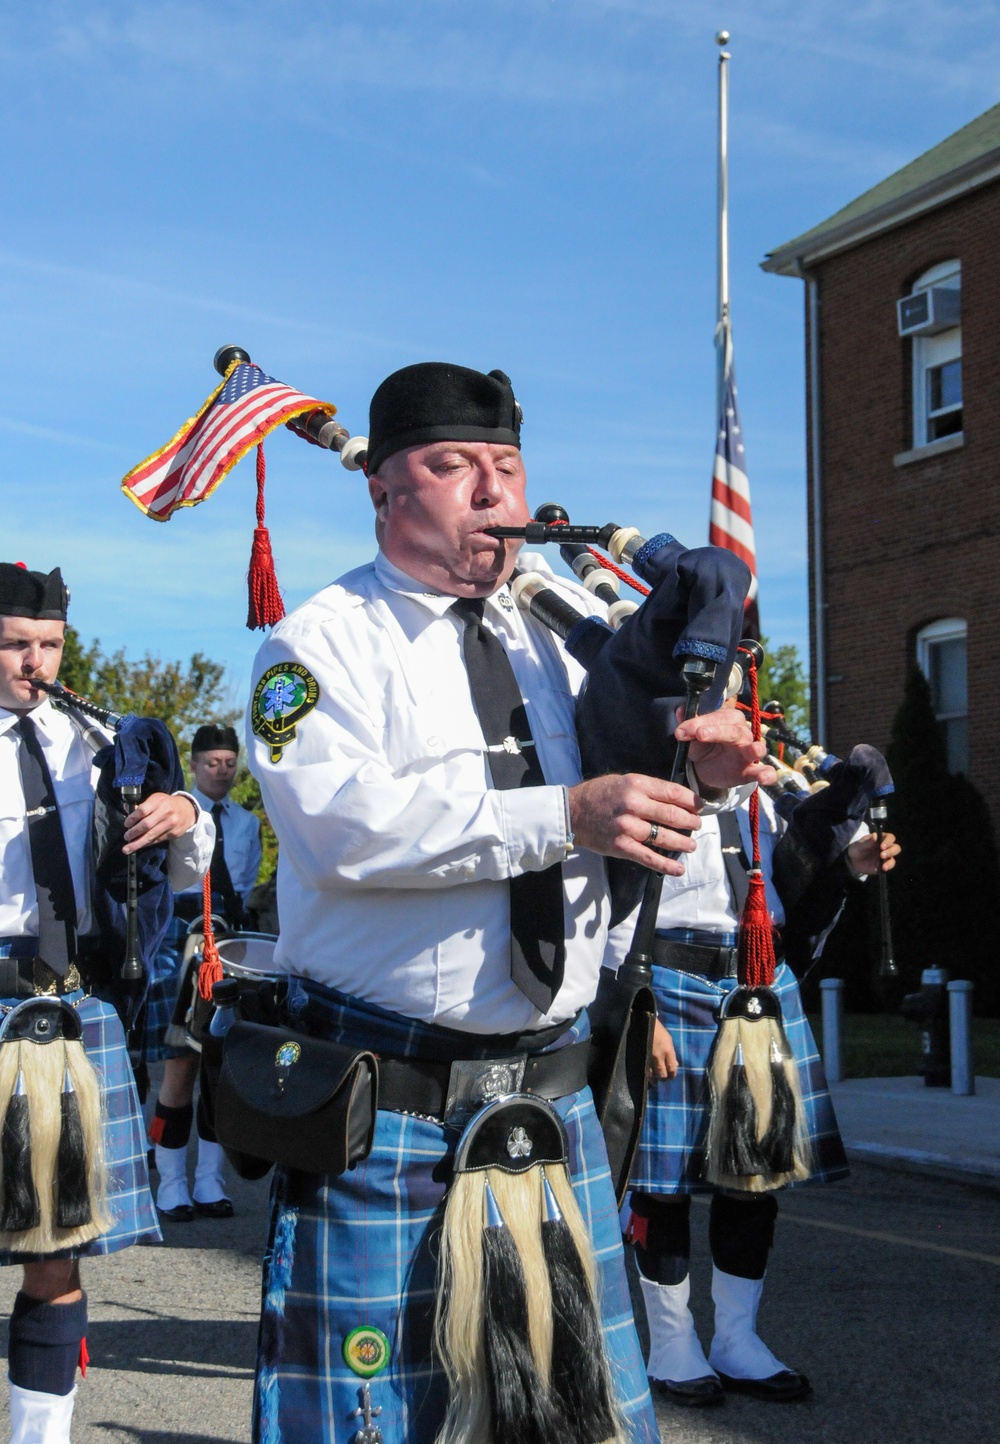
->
[195,1092,217,1145]
[8,1292,87,1396]
[149,1101,193,1150]
[709,1192,778,1280]
[630,1192,692,1286]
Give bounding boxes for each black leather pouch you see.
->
[214,1021,378,1177]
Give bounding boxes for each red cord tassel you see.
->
[737,869,776,989]
[197,871,224,1001]
[736,651,778,988]
[247,442,285,630]
[78,1336,89,1379]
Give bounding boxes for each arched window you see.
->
[901,260,962,448]
[916,617,968,773]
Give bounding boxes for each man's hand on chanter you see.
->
[675,705,777,795]
[123,793,199,853]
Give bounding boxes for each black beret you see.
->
[191,724,239,756]
[367,362,522,475]
[0,564,69,621]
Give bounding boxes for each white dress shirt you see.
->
[176,787,262,904]
[249,552,742,1035]
[0,699,214,941]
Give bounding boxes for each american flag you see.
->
[710,353,760,638]
[122,362,334,521]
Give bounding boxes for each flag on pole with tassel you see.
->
[120,351,335,629]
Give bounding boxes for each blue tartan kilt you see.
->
[251,981,659,1444]
[0,991,161,1263]
[630,960,849,1196]
[143,914,189,1062]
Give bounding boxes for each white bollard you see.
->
[820,977,844,1084]
[947,980,975,1096]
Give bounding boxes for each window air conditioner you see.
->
[897,287,961,337]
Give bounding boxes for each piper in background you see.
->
[147,723,261,1222]
[608,744,899,1408]
[0,562,213,1444]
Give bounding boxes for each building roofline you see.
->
[762,145,1000,278]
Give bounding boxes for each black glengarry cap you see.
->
[191,723,239,755]
[0,564,69,621]
[367,362,522,475]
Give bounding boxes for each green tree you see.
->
[756,635,809,739]
[60,626,238,743]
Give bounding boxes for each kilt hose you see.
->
[251,980,660,1444]
[630,955,849,1197]
[0,985,161,1264]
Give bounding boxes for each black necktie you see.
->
[452,598,566,1012]
[718,809,750,916]
[15,715,77,976]
[210,802,243,927]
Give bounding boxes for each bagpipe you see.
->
[472,505,756,1206]
[31,679,185,1021]
[0,682,182,1253]
[758,704,897,983]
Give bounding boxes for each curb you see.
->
[844,1141,1000,1192]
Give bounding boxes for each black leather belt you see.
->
[0,957,83,998]
[652,937,739,979]
[376,1038,592,1125]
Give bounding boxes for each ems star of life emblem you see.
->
[252,662,320,763]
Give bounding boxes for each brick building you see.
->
[763,103,1000,833]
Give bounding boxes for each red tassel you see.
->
[247,443,285,630]
[737,869,777,989]
[78,1336,89,1379]
[197,871,224,1001]
[735,649,778,988]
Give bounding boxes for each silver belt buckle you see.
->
[720,946,739,978]
[444,1055,527,1129]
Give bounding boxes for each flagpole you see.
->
[715,30,731,423]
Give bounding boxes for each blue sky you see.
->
[2,0,997,710]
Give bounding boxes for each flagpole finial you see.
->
[715,29,730,47]
[214,344,251,376]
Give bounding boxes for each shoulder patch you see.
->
[252,662,320,763]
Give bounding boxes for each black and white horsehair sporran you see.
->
[434,1096,626,1444]
[0,997,110,1253]
[703,647,813,1192]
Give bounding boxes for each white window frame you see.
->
[909,260,962,448]
[916,617,968,772]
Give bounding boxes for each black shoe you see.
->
[717,1369,812,1402]
[653,1375,724,1407]
[193,1198,235,1219]
[158,1203,195,1223]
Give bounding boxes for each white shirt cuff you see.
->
[498,785,572,875]
[685,763,756,815]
